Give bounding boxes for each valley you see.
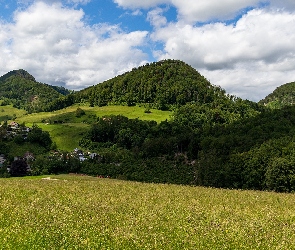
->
[1,59,295,192]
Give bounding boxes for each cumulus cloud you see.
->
[114,0,260,22]
[171,0,260,23]
[114,0,295,22]
[0,1,148,89]
[2,0,295,101]
[151,8,295,100]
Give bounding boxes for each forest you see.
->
[1,59,295,192]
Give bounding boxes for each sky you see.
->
[0,1,295,101]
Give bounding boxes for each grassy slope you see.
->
[0,175,295,249]
[0,104,27,122]
[11,104,172,151]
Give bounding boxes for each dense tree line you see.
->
[6,99,295,192]
[67,102,295,192]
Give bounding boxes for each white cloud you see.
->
[114,0,295,22]
[151,9,295,100]
[114,0,260,22]
[0,1,148,89]
[2,0,295,101]
[147,7,167,28]
[171,0,260,23]
[114,0,168,9]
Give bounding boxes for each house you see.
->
[23,152,35,162]
[89,153,98,159]
[9,121,19,129]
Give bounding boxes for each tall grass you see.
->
[0,175,295,249]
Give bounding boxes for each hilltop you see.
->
[76,59,229,110]
[0,69,71,113]
[259,81,295,108]
[0,69,36,82]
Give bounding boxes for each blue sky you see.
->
[0,0,295,101]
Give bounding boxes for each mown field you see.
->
[1,175,295,249]
[3,104,172,151]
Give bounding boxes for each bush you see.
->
[75,107,86,118]
[265,157,295,192]
[10,159,28,177]
[0,165,10,178]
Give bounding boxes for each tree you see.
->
[10,159,28,177]
[75,107,85,117]
[27,124,52,149]
[265,157,295,192]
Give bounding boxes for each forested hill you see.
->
[75,59,231,110]
[0,69,71,113]
[259,81,295,108]
[0,69,36,82]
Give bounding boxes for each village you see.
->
[0,121,99,173]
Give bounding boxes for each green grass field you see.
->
[15,104,172,124]
[0,105,27,122]
[9,104,172,151]
[1,175,295,249]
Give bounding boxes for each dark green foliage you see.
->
[50,85,72,95]
[0,165,10,178]
[265,157,295,192]
[0,76,62,113]
[77,115,198,184]
[75,107,85,118]
[76,59,229,110]
[44,94,76,112]
[0,69,71,113]
[10,159,28,177]
[192,106,295,192]
[27,124,52,150]
[80,115,157,149]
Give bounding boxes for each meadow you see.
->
[9,104,172,151]
[1,174,295,249]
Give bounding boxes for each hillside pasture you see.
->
[12,104,172,151]
[15,104,172,124]
[0,175,295,249]
[0,104,27,122]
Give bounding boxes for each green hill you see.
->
[75,59,229,110]
[259,81,295,108]
[0,69,36,82]
[0,69,71,113]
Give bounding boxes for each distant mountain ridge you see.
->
[1,61,294,113]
